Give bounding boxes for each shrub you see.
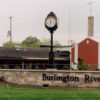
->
[14,66,20,69]
[95,68,100,71]
[78,58,83,65]
[0,76,4,82]
[63,65,68,70]
[84,64,90,70]
[77,64,84,70]
[26,65,32,69]
[3,64,9,69]
[0,65,3,69]
[77,58,90,70]
[26,63,32,69]
[35,66,39,69]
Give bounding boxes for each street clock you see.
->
[45,12,58,33]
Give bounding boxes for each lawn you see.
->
[0,86,100,100]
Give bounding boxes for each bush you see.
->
[77,64,84,70]
[77,58,90,70]
[0,76,4,82]
[35,66,39,69]
[95,68,100,71]
[14,66,20,69]
[3,64,9,69]
[84,64,90,70]
[63,65,68,70]
[26,65,32,69]
[0,65,3,69]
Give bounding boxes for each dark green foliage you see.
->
[77,64,84,70]
[63,65,68,70]
[84,64,90,70]
[95,68,100,71]
[0,76,4,81]
[35,66,39,69]
[0,65,3,69]
[3,64,9,69]
[26,66,31,69]
[77,58,90,70]
[14,66,21,69]
[26,63,32,69]
[78,58,83,65]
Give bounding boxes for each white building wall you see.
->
[72,43,78,69]
[98,43,100,69]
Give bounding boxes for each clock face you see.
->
[45,16,57,28]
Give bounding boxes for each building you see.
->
[0,46,70,69]
[71,37,100,70]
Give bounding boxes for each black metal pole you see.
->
[51,32,53,53]
[45,12,58,69]
[49,31,54,68]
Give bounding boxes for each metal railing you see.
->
[0,63,99,70]
[0,63,70,70]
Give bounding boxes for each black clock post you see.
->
[45,12,58,68]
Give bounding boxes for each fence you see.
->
[0,63,99,70]
[0,63,70,70]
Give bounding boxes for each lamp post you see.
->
[45,12,58,68]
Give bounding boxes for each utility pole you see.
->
[88,1,94,16]
[8,16,13,46]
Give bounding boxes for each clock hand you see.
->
[50,19,52,27]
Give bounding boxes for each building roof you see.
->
[76,37,100,44]
[89,37,100,43]
[0,47,70,59]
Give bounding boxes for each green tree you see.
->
[3,36,61,48]
[21,36,41,48]
[41,38,61,45]
[3,41,20,47]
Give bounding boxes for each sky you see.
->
[0,0,99,46]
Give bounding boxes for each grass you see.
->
[0,86,100,100]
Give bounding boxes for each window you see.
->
[87,40,89,44]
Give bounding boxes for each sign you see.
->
[42,73,100,83]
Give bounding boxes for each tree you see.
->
[3,36,41,48]
[3,41,20,47]
[41,38,61,45]
[21,36,41,48]
[3,36,61,48]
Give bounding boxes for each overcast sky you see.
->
[0,0,99,46]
